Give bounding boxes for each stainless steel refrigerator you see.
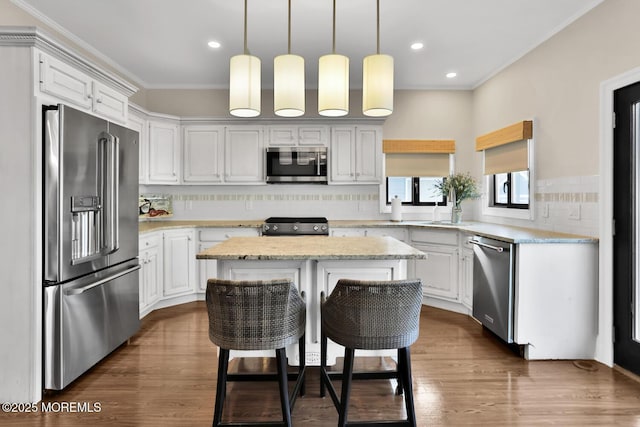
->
[43,104,140,390]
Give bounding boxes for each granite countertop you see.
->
[138,220,263,233]
[196,236,427,260]
[139,219,597,244]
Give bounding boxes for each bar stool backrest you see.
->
[206,278,306,351]
[322,279,423,350]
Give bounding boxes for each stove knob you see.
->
[313,225,319,231]
[293,225,299,231]
[272,225,278,231]
[264,225,270,231]
[321,225,328,231]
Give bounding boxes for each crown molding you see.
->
[0,26,138,97]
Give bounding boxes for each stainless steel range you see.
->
[262,217,329,236]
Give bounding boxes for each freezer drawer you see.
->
[44,263,140,390]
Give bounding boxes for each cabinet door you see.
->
[92,81,128,123]
[39,53,93,109]
[298,126,328,146]
[183,126,225,183]
[355,126,382,183]
[148,120,180,184]
[139,234,163,316]
[127,112,148,184]
[267,127,297,146]
[460,247,474,309]
[330,127,356,183]
[163,230,196,297]
[225,127,264,183]
[412,243,459,301]
[198,242,219,292]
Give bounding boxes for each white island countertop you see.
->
[196,236,427,260]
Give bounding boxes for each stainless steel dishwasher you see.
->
[470,236,515,343]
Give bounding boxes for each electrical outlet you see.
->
[542,203,549,218]
[568,204,581,220]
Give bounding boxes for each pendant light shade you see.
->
[318,53,349,117]
[229,54,261,117]
[229,0,261,117]
[363,53,393,117]
[318,0,349,117]
[362,0,393,117]
[274,54,305,117]
[274,0,305,117]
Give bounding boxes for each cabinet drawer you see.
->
[140,233,162,249]
[365,227,408,242]
[410,228,458,246]
[199,228,259,242]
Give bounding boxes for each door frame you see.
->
[598,65,640,366]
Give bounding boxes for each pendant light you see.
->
[318,0,349,117]
[274,0,305,117]
[362,0,393,117]
[229,0,261,117]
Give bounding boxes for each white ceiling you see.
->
[16,0,603,90]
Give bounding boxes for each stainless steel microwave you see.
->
[266,147,328,183]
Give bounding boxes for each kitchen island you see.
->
[197,236,426,365]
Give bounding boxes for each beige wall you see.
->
[473,0,640,179]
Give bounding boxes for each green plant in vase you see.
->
[435,172,480,224]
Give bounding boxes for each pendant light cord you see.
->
[243,0,248,54]
[288,0,291,54]
[376,0,380,54]
[332,0,336,54]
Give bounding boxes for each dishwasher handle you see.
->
[469,239,504,252]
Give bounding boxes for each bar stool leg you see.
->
[320,330,327,397]
[396,348,404,395]
[399,347,417,427]
[212,348,229,427]
[299,335,306,396]
[338,348,355,427]
[276,348,293,427]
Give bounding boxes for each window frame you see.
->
[491,171,530,209]
[385,177,448,207]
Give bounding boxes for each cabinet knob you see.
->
[96,97,103,104]
[86,93,93,99]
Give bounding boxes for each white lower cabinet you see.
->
[162,229,196,297]
[409,229,459,302]
[197,227,260,292]
[139,233,163,317]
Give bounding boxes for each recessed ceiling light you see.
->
[410,42,424,50]
[446,72,457,78]
[207,40,221,49]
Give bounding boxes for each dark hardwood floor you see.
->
[2,302,640,426]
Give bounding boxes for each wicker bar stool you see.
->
[205,278,307,427]
[320,279,423,427]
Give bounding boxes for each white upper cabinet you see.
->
[148,119,180,184]
[183,125,225,184]
[224,126,265,183]
[38,52,128,123]
[355,126,382,183]
[127,111,148,184]
[267,125,328,147]
[330,125,382,184]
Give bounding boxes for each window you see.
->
[386,177,447,206]
[491,170,529,208]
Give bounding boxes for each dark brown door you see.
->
[613,80,640,375]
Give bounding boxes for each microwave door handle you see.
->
[98,132,119,254]
[316,151,321,176]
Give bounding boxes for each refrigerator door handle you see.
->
[65,264,141,296]
[99,132,120,254]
